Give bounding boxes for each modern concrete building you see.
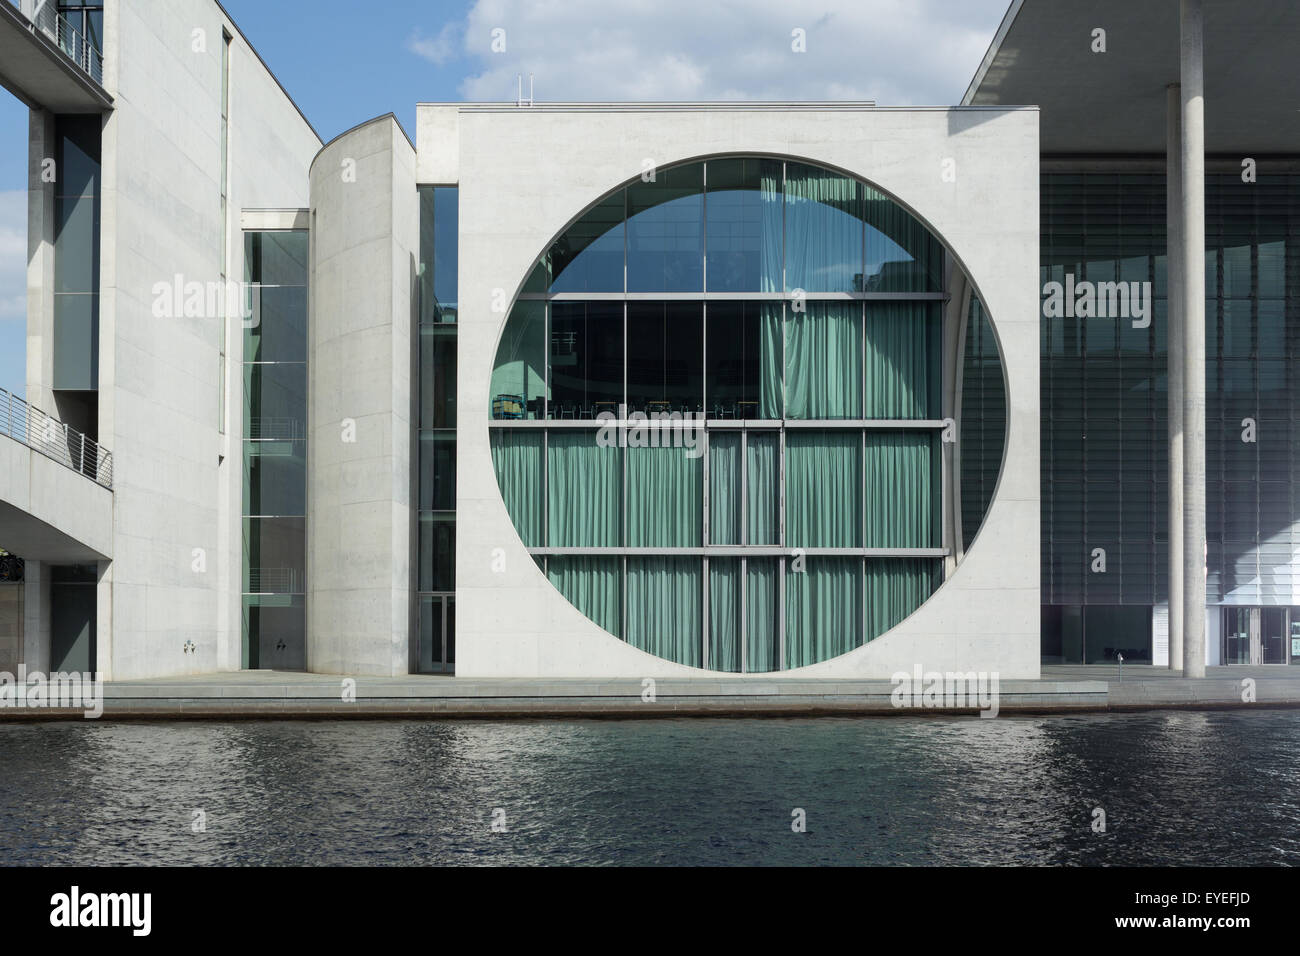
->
[0,0,1295,683]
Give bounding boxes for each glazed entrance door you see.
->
[1261,608,1287,665]
[1222,607,1251,665]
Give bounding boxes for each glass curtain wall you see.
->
[488,157,981,670]
[417,186,458,672]
[1041,167,1300,662]
[242,230,308,669]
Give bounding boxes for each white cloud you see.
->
[446,0,1008,105]
[408,22,463,66]
[0,189,25,324]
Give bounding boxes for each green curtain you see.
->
[866,558,937,641]
[548,556,621,637]
[708,560,740,672]
[628,444,702,546]
[863,186,942,293]
[865,301,940,418]
[490,430,542,546]
[785,302,862,418]
[547,432,621,546]
[785,557,861,668]
[746,432,779,544]
[760,167,783,293]
[627,557,701,666]
[759,302,783,417]
[784,164,863,292]
[709,433,740,545]
[746,558,779,672]
[864,432,936,548]
[786,432,861,547]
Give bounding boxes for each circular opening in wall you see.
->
[487,156,1006,672]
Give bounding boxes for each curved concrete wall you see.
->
[432,104,1040,680]
[307,116,417,675]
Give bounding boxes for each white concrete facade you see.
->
[15,0,319,679]
[9,8,1041,682]
[421,103,1042,680]
[306,116,417,676]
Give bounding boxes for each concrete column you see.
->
[26,109,56,413]
[22,561,49,673]
[1166,84,1184,670]
[307,116,417,676]
[1180,0,1207,677]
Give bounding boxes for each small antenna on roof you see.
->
[516,73,534,107]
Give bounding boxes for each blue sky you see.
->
[0,0,1008,402]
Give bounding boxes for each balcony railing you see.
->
[0,387,113,489]
[26,1,103,86]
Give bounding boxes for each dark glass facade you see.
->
[417,186,458,672]
[242,230,308,669]
[1040,166,1300,663]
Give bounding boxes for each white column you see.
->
[1166,83,1184,670]
[1180,0,1207,677]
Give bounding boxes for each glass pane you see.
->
[705,157,783,292]
[243,362,306,436]
[784,162,863,293]
[418,432,456,511]
[863,186,942,292]
[746,558,779,672]
[746,432,779,544]
[243,595,305,671]
[490,430,543,547]
[627,444,702,547]
[550,190,624,293]
[420,324,458,428]
[705,301,782,419]
[626,301,703,416]
[418,596,444,672]
[708,559,740,672]
[709,433,740,545]
[246,286,308,363]
[433,187,459,320]
[243,440,306,516]
[785,557,861,667]
[548,556,621,638]
[626,556,701,666]
[547,433,621,547]
[245,231,308,286]
[55,192,98,293]
[242,517,305,593]
[786,432,861,547]
[491,301,546,420]
[418,513,456,592]
[626,162,703,292]
[548,302,623,419]
[864,432,937,548]
[864,301,940,418]
[785,302,862,418]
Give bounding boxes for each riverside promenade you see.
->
[2,665,1299,719]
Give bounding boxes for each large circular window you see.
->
[488,157,1005,672]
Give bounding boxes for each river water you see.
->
[2,711,1297,865]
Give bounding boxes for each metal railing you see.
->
[248,417,306,442]
[0,387,113,489]
[26,1,104,86]
[247,568,303,594]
